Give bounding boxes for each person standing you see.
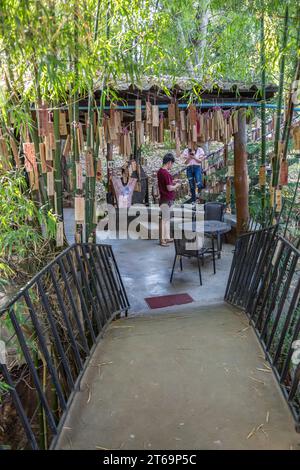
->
[157,153,180,246]
[111,160,138,208]
[181,147,205,203]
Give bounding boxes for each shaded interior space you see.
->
[56,304,300,450]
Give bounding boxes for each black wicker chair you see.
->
[204,202,225,222]
[170,233,216,286]
[204,202,225,256]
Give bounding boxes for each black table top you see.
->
[178,220,231,235]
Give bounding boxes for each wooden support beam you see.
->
[234,108,249,234]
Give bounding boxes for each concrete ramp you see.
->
[56,304,300,450]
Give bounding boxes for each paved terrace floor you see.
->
[64,207,234,313]
[56,304,300,450]
[61,209,300,449]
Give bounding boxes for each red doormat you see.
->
[145,293,193,309]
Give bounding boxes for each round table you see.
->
[178,220,231,258]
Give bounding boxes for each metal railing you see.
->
[0,243,129,449]
[225,226,300,431]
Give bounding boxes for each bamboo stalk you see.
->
[272,5,289,189]
[73,0,83,242]
[85,0,104,241]
[260,8,267,215]
[53,108,63,219]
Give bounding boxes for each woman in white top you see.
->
[181,147,205,203]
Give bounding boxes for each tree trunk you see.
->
[194,0,210,77]
[234,108,249,234]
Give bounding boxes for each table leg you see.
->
[217,233,221,259]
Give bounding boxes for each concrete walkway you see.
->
[56,304,300,450]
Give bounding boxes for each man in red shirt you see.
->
[157,153,180,246]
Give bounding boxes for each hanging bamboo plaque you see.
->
[38,105,49,136]
[49,132,56,151]
[56,221,64,247]
[146,102,152,124]
[34,169,40,190]
[152,106,159,127]
[108,118,117,141]
[279,159,288,186]
[168,103,176,122]
[135,100,142,122]
[68,168,74,192]
[47,171,54,196]
[98,126,106,151]
[136,121,142,149]
[39,142,47,173]
[270,186,275,207]
[76,162,83,189]
[96,159,102,181]
[259,165,266,186]
[275,189,282,211]
[292,125,300,150]
[180,111,186,131]
[44,136,53,161]
[188,105,197,126]
[28,170,34,187]
[62,135,71,157]
[86,150,95,177]
[126,132,132,156]
[75,196,85,222]
[23,142,37,173]
[28,170,38,190]
[114,111,122,134]
[59,112,68,136]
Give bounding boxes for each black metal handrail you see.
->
[0,243,129,449]
[225,227,300,431]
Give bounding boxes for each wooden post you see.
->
[234,108,249,234]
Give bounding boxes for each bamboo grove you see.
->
[0,0,299,266]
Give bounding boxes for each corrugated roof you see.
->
[96,75,277,94]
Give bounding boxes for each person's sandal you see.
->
[160,241,168,247]
[165,239,174,243]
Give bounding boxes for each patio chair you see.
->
[204,202,225,221]
[204,202,225,255]
[170,232,216,286]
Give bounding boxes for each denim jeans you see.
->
[186,165,202,202]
